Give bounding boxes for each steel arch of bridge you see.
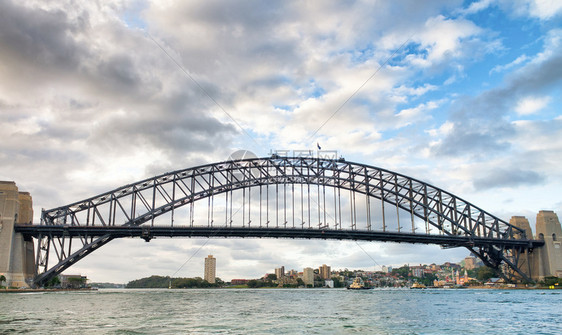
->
[26,156,540,286]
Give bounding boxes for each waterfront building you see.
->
[204,255,216,284]
[303,267,314,286]
[319,264,331,279]
[230,279,248,285]
[275,266,285,279]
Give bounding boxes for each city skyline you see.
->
[1,0,561,283]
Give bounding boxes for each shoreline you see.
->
[0,288,97,293]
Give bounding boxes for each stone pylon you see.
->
[509,216,538,280]
[535,211,562,279]
[509,211,562,281]
[0,181,35,288]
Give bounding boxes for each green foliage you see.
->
[466,268,479,278]
[476,266,496,281]
[340,269,353,278]
[126,275,222,288]
[542,276,562,287]
[418,273,437,287]
[331,276,344,288]
[45,276,61,288]
[246,279,277,288]
[267,274,277,281]
[391,265,410,279]
[296,278,305,287]
[0,275,6,283]
[126,275,170,288]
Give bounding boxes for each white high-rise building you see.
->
[204,255,216,284]
[303,267,314,287]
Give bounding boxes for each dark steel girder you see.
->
[17,225,544,248]
[30,156,537,286]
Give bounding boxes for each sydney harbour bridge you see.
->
[15,153,544,287]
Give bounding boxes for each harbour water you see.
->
[1,288,561,334]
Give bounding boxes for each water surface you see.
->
[1,288,560,334]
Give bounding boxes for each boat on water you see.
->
[410,282,427,289]
[347,277,372,290]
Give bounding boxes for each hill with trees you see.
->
[126,275,223,288]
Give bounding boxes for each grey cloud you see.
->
[473,168,546,190]
[0,1,88,79]
[90,107,237,156]
[432,126,512,157]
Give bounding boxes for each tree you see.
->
[419,273,437,287]
[392,265,410,279]
[477,266,496,282]
[46,276,61,288]
[542,276,562,287]
[68,277,86,288]
[296,278,305,287]
[0,275,6,287]
[331,276,344,288]
[267,274,277,281]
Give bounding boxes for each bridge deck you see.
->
[15,225,544,249]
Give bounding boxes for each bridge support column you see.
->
[509,216,538,281]
[0,181,35,288]
[535,211,562,280]
[510,211,562,282]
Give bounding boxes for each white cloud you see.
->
[501,0,562,20]
[489,54,529,75]
[461,0,497,15]
[528,0,562,20]
[406,15,484,68]
[395,100,440,128]
[515,96,551,115]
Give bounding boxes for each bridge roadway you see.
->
[15,224,544,248]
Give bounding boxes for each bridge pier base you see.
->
[510,211,562,282]
[0,181,35,288]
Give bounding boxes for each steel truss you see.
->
[21,156,542,287]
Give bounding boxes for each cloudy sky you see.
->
[1,0,562,283]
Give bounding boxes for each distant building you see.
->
[303,267,314,286]
[230,279,248,285]
[60,274,87,289]
[204,255,216,284]
[464,256,477,270]
[410,265,424,278]
[319,264,331,279]
[324,279,334,288]
[275,266,285,279]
